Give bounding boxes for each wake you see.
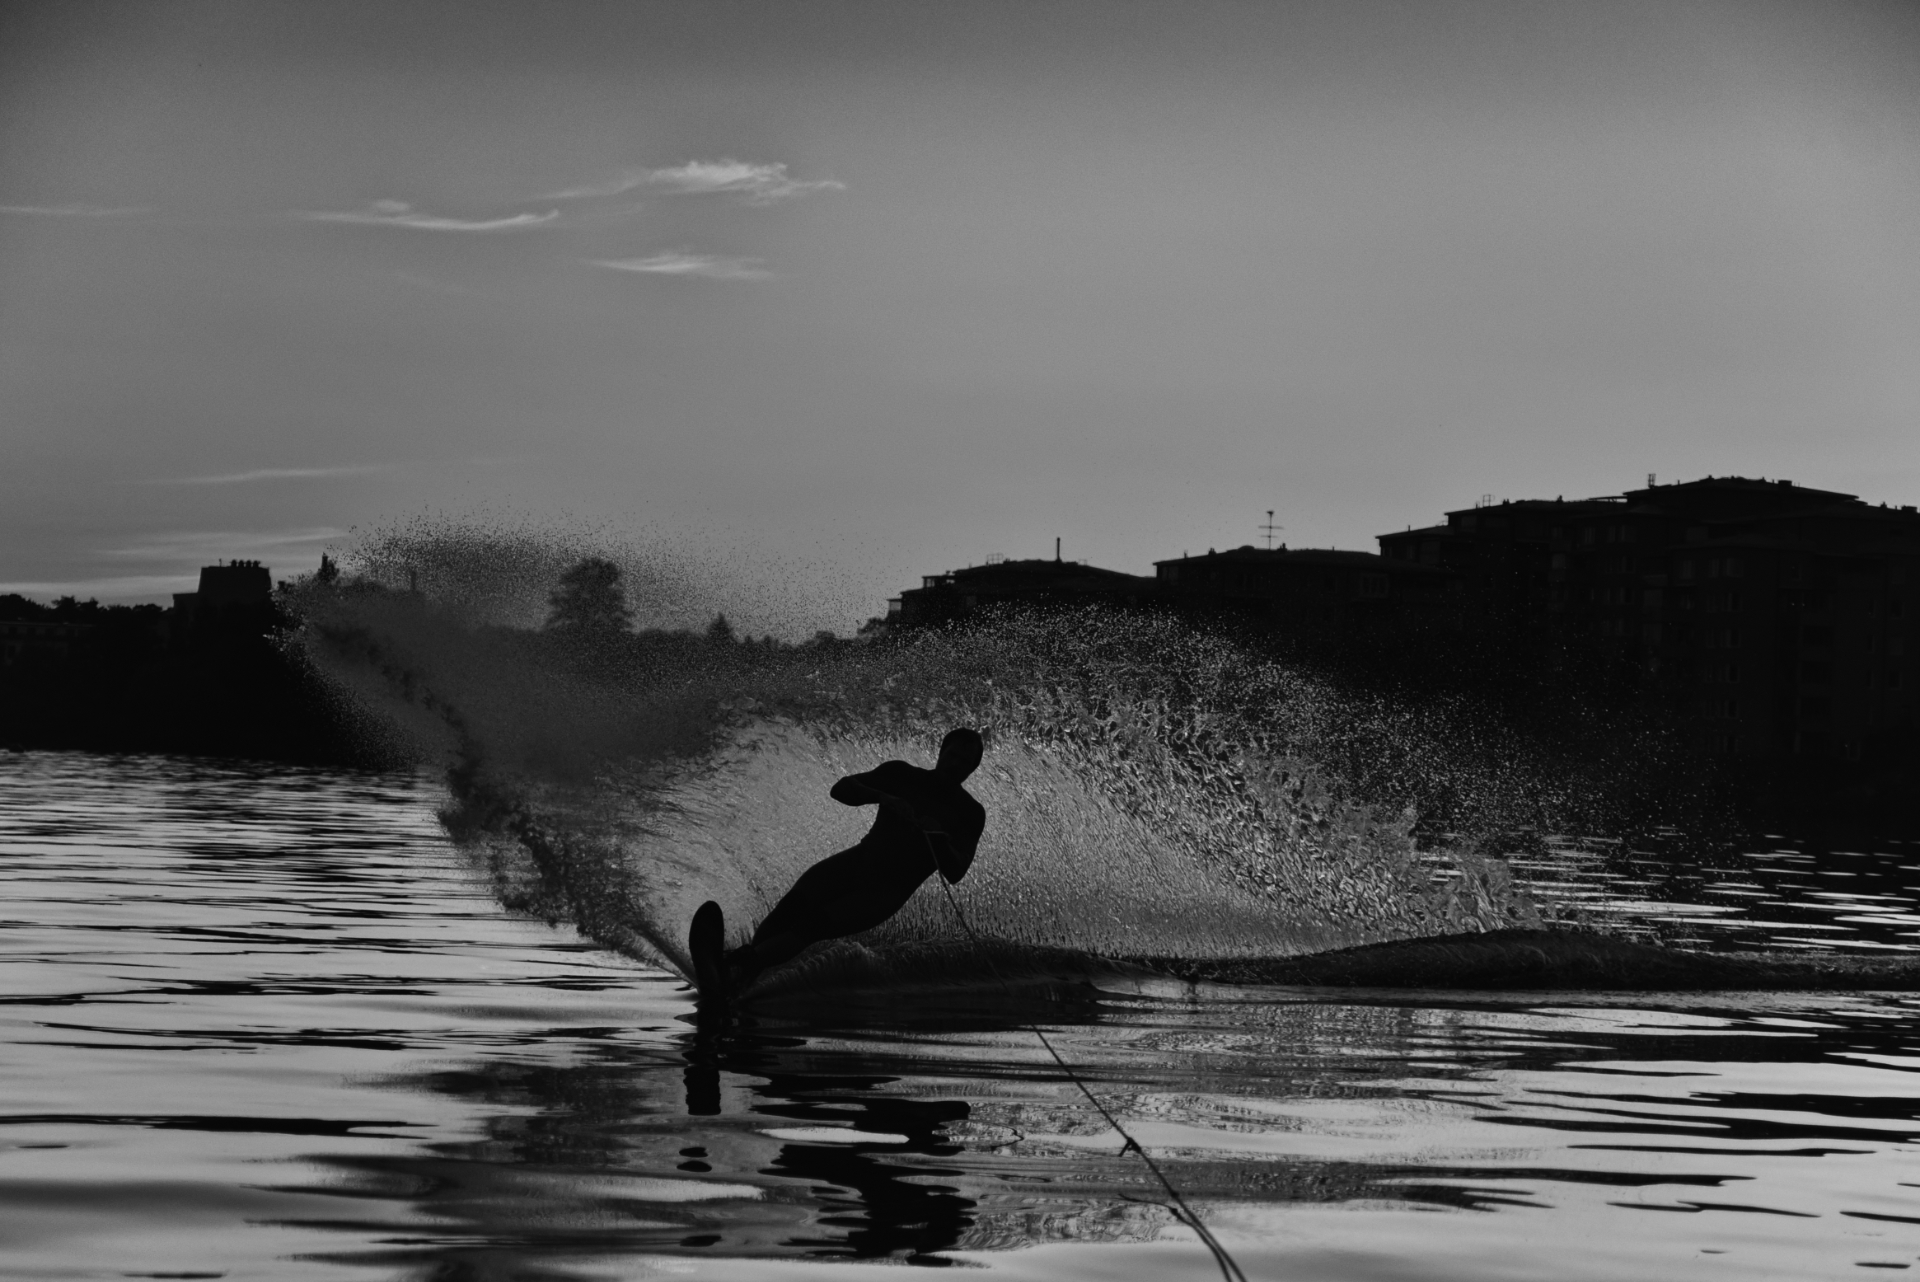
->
[289,523,1732,992]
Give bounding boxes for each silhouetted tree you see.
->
[546,557,631,637]
[705,613,735,644]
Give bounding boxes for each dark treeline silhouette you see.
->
[0,585,365,764]
[546,556,632,637]
[2,555,868,767]
[533,557,842,678]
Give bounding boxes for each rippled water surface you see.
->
[5,752,1920,1280]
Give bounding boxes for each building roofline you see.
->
[1153,545,1418,568]
[1626,476,1859,503]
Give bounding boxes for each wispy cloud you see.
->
[549,160,844,205]
[2,530,349,602]
[149,464,387,487]
[0,203,150,217]
[101,527,348,564]
[295,200,558,232]
[591,253,771,280]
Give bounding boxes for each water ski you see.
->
[688,900,731,1017]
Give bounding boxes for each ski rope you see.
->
[933,872,1250,1282]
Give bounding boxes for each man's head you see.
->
[934,727,984,781]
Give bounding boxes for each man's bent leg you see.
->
[723,843,912,994]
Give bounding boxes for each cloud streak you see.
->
[295,200,558,232]
[550,160,843,204]
[1,528,346,601]
[592,253,771,280]
[150,464,387,486]
[0,203,150,217]
[100,527,349,564]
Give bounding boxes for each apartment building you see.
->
[1153,545,1458,634]
[1380,477,1920,759]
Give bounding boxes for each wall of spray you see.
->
[290,527,1591,985]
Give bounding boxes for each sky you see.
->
[2,0,1918,633]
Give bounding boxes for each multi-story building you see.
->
[888,555,1157,627]
[1379,477,1920,760]
[1378,497,1619,631]
[171,561,276,647]
[1152,545,1458,635]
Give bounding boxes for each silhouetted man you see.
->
[689,727,986,1012]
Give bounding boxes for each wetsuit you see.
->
[728,760,986,983]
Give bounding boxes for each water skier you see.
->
[689,727,986,1013]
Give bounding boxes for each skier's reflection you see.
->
[684,1029,975,1263]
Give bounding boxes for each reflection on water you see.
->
[1515,834,1920,953]
[4,752,1920,1280]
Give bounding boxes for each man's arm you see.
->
[922,830,964,882]
[923,796,984,884]
[830,767,978,881]
[829,771,919,827]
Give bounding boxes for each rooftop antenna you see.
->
[1055,537,1061,562]
[1260,509,1284,550]
[1648,472,1657,487]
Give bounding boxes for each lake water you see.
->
[4,751,1920,1280]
